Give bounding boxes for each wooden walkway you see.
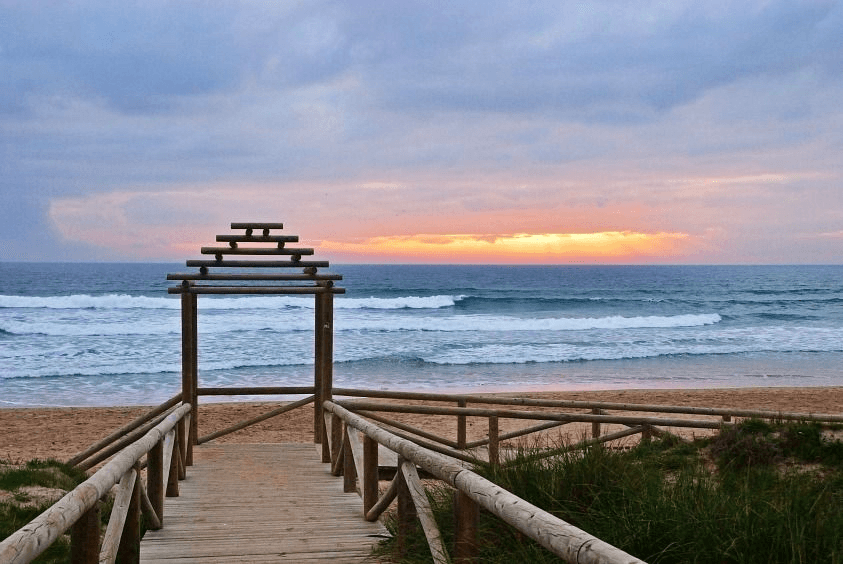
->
[139,443,388,563]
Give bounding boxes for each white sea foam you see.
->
[0,294,464,311]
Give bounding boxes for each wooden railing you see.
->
[318,390,843,563]
[323,400,646,564]
[0,403,192,564]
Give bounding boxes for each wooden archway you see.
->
[167,222,344,461]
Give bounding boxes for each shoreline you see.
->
[3,386,843,464]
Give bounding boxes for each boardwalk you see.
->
[139,443,388,563]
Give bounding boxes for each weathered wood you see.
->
[465,419,568,449]
[331,413,343,470]
[396,456,417,558]
[333,387,843,423]
[343,427,357,493]
[75,407,178,472]
[168,272,341,281]
[488,416,499,467]
[346,428,366,494]
[0,405,190,564]
[166,429,180,498]
[138,480,162,531]
[99,468,137,564]
[147,439,165,525]
[363,436,379,514]
[339,400,727,429]
[457,399,467,449]
[454,490,478,563]
[320,292,334,460]
[197,386,315,396]
[592,407,602,438]
[230,222,285,230]
[325,401,645,564]
[169,284,344,294]
[197,395,314,444]
[512,426,648,466]
[71,501,100,564]
[216,233,297,243]
[186,292,198,465]
[139,444,385,563]
[200,246,315,256]
[401,460,449,564]
[359,410,460,449]
[314,292,324,445]
[365,470,400,522]
[66,394,183,468]
[185,259,330,269]
[116,463,141,564]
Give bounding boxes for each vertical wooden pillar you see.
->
[181,289,198,465]
[167,431,180,498]
[343,428,357,493]
[314,291,324,444]
[454,491,479,562]
[177,416,187,480]
[488,416,499,467]
[591,408,601,439]
[396,457,417,557]
[363,435,379,515]
[117,463,142,564]
[147,440,165,525]
[330,413,343,471]
[457,399,467,449]
[320,292,334,462]
[70,501,100,564]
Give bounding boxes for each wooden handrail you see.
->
[323,400,645,564]
[333,387,843,423]
[0,404,192,564]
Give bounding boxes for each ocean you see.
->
[1,263,842,407]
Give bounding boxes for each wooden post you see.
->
[454,490,479,562]
[343,427,357,493]
[320,292,334,462]
[592,408,601,439]
[331,412,342,468]
[314,291,324,444]
[396,456,418,557]
[457,399,467,449]
[70,500,100,564]
[641,425,652,443]
[488,416,499,467]
[117,463,142,564]
[147,439,165,526]
[181,290,198,465]
[177,416,187,480]
[363,435,379,514]
[166,430,180,498]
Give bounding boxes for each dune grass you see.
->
[374,419,843,563]
[0,458,88,563]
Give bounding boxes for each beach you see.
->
[3,386,842,464]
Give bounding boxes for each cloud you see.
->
[1,1,842,263]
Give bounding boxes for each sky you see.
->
[1,1,842,264]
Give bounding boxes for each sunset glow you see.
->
[320,232,689,263]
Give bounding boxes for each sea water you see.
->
[1,263,842,407]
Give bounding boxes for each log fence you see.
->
[0,403,192,564]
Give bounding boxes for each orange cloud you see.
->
[319,231,689,263]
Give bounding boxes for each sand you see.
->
[2,387,842,464]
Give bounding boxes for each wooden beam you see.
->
[200,246,315,256]
[185,259,329,268]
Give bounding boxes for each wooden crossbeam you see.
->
[167,273,342,281]
[200,247,315,256]
[230,222,284,229]
[216,234,298,243]
[168,286,345,294]
[185,259,329,268]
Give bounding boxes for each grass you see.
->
[374,419,843,563]
[0,458,89,563]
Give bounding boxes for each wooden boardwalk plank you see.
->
[140,443,388,563]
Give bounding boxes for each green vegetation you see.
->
[375,419,843,563]
[0,459,88,563]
